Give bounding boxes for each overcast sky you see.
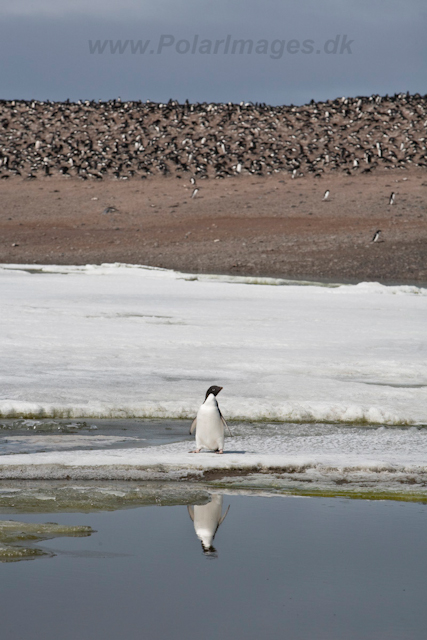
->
[0,0,426,105]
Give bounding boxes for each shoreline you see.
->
[3,262,427,289]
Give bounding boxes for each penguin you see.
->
[191,187,199,199]
[187,494,230,556]
[190,385,231,454]
[322,189,330,201]
[389,192,395,205]
[372,229,382,242]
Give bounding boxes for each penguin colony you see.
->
[0,93,426,181]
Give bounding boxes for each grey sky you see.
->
[0,0,425,104]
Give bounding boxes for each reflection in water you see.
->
[187,494,230,557]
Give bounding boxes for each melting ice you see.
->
[1,263,426,425]
[1,263,426,497]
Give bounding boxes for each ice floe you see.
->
[1,263,426,426]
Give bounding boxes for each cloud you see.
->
[0,1,425,104]
[0,0,164,18]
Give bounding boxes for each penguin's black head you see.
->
[205,385,223,400]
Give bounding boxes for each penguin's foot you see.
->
[190,449,201,453]
[215,449,224,455]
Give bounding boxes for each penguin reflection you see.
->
[187,494,230,557]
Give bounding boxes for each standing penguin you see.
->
[322,189,330,201]
[187,494,230,556]
[190,385,231,454]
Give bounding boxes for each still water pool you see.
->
[1,494,426,640]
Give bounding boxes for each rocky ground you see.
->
[1,168,426,284]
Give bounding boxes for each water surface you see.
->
[1,494,426,640]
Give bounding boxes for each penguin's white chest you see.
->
[193,495,223,548]
[196,396,224,451]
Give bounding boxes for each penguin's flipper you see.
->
[187,505,195,521]
[218,505,230,527]
[220,414,232,436]
[189,418,197,435]
[213,505,230,538]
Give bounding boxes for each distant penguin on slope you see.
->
[322,189,330,201]
[389,192,395,205]
[372,229,382,242]
[191,187,199,199]
[190,385,231,454]
[188,494,230,556]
